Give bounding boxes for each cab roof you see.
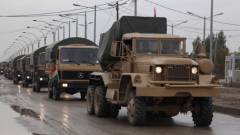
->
[122,33,186,40]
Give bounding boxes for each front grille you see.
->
[61,71,91,80]
[154,65,198,81]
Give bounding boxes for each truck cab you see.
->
[46,38,101,100]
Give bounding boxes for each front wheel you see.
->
[192,98,213,127]
[52,85,60,100]
[94,86,109,117]
[87,86,95,115]
[80,92,86,101]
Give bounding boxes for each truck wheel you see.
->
[35,83,40,92]
[108,104,120,118]
[94,86,109,117]
[52,85,60,100]
[127,91,146,126]
[13,80,18,84]
[192,98,213,127]
[80,92,86,101]
[48,85,53,99]
[87,86,95,115]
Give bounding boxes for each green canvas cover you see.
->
[97,16,167,71]
[30,46,47,66]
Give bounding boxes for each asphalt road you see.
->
[0,75,240,135]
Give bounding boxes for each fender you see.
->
[121,73,150,87]
[91,72,112,87]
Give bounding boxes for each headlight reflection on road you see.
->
[39,103,45,122]
[17,85,21,94]
[62,106,70,129]
[27,89,32,96]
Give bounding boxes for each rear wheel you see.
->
[87,86,95,115]
[94,86,109,117]
[127,84,146,126]
[52,85,60,100]
[80,92,86,101]
[192,98,213,127]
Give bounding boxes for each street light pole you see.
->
[171,20,188,35]
[85,11,87,38]
[94,5,97,43]
[210,0,214,61]
[134,0,137,16]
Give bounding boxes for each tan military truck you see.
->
[30,46,48,92]
[19,55,32,87]
[46,37,101,100]
[13,55,25,84]
[87,16,220,126]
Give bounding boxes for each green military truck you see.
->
[30,46,48,92]
[13,55,25,84]
[19,55,32,87]
[46,37,101,100]
[87,16,220,126]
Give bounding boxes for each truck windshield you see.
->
[136,39,182,55]
[60,48,98,64]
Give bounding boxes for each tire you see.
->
[87,85,95,115]
[48,85,53,99]
[80,92,86,101]
[35,82,40,92]
[192,97,213,127]
[94,86,109,117]
[108,104,120,118]
[52,85,60,100]
[127,87,146,126]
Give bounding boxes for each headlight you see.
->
[39,77,43,81]
[62,83,68,87]
[191,67,198,74]
[155,67,162,74]
[26,76,30,79]
[17,74,21,77]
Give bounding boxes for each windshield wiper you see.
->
[62,59,80,65]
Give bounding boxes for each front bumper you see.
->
[136,84,221,97]
[59,80,89,90]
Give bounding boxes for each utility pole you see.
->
[52,32,56,42]
[85,11,87,38]
[210,0,214,61]
[68,21,71,38]
[203,16,206,42]
[57,28,60,41]
[171,24,174,35]
[94,5,97,43]
[76,16,79,37]
[116,1,119,21]
[63,25,65,39]
[44,37,47,45]
[134,0,137,16]
[37,41,40,48]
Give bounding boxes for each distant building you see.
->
[225,55,240,84]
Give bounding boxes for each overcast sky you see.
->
[0,0,240,61]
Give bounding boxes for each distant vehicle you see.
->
[19,55,32,87]
[30,46,48,92]
[12,55,25,84]
[46,37,101,100]
[0,61,7,75]
[225,55,240,86]
[87,16,220,126]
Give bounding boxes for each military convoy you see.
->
[46,37,101,100]
[0,16,221,127]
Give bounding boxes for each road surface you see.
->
[0,75,239,135]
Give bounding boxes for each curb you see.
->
[213,104,240,116]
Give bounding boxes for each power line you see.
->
[144,0,240,27]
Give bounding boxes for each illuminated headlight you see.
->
[62,83,68,87]
[0,71,3,73]
[17,74,21,77]
[155,67,162,74]
[39,77,43,81]
[96,60,99,64]
[26,76,30,79]
[191,67,198,74]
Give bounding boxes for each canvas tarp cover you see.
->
[98,16,167,71]
[46,37,97,62]
[30,46,47,66]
